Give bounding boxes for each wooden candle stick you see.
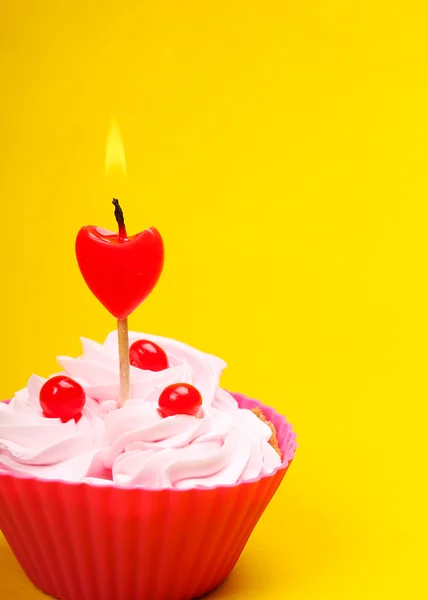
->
[117,317,130,407]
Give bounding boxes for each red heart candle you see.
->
[75,200,164,320]
[75,199,164,406]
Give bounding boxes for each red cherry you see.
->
[158,383,202,417]
[75,200,164,320]
[129,340,169,371]
[39,376,86,423]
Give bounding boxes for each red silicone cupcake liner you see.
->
[0,393,297,600]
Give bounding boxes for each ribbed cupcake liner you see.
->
[0,393,297,600]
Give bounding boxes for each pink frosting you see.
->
[0,332,281,488]
[0,375,108,481]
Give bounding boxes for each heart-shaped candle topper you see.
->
[75,200,164,320]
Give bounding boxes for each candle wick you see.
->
[112,198,128,240]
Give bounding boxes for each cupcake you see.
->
[0,331,297,600]
[0,198,296,599]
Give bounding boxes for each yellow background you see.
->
[1,1,427,598]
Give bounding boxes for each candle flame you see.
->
[105,119,127,176]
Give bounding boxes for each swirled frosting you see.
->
[0,332,281,487]
[0,375,108,481]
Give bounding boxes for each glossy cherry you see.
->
[158,383,202,418]
[39,376,86,423]
[129,339,169,371]
[75,199,164,320]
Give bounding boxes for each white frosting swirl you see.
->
[103,388,280,489]
[0,332,281,487]
[57,331,226,409]
[0,375,107,481]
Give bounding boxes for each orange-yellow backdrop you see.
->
[1,1,427,598]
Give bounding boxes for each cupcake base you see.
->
[251,406,283,459]
[0,393,296,600]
